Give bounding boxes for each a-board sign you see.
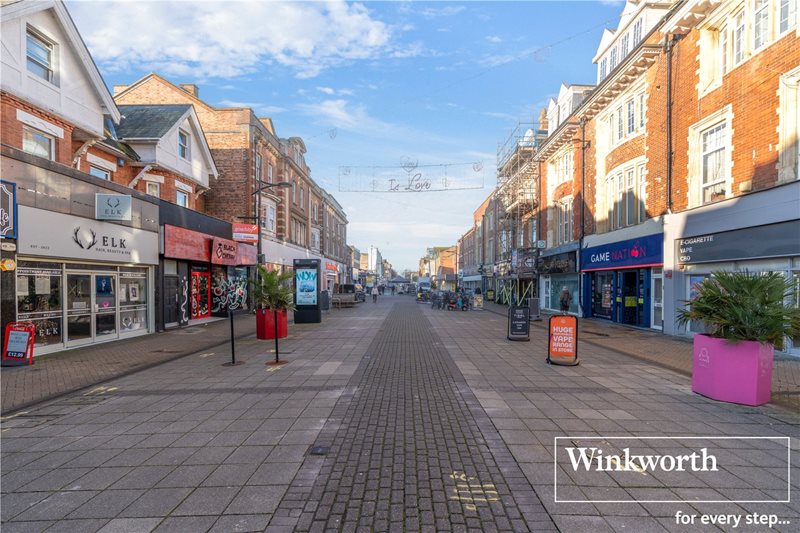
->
[2,322,35,366]
[547,314,579,366]
[508,306,530,341]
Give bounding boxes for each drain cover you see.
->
[309,446,330,456]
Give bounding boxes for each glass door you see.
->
[191,271,211,319]
[65,272,119,346]
[651,268,663,330]
[94,274,118,339]
[66,273,92,346]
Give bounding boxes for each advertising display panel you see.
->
[294,259,321,323]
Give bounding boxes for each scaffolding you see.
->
[493,123,545,307]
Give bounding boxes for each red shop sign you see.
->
[164,225,211,262]
[2,322,35,367]
[326,262,337,271]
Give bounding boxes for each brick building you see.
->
[112,74,349,280]
[0,0,160,353]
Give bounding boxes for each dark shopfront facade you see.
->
[581,233,664,329]
[159,203,257,330]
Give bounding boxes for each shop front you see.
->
[671,220,800,353]
[14,206,158,354]
[580,233,663,328]
[162,224,256,328]
[538,249,579,314]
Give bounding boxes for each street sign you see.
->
[232,223,259,243]
[507,306,530,341]
[547,315,579,366]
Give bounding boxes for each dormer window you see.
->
[633,18,643,44]
[610,47,618,70]
[178,130,190,159]
[600,58,608,81]
[621,33,630,57]
[26,28,54,83]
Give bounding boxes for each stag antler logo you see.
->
[72,227,97,250]
[106,197,120,209]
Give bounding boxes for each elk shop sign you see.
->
[95,193,132,221]
[580,233,663,271]
[17,206,158,264]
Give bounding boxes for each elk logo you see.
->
[72,227,98,250]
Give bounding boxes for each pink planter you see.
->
[692,334,773,406]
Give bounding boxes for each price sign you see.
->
[2,322,35,366]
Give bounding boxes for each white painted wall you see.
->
[1,9,105,136]
[154,116,210,187]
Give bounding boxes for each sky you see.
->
[67,0,625,272]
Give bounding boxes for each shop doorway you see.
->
[65,272,118,346]
[164,276,179,325]
[651,268,664,330]
[617,269,647,327]
[191,270,211,319]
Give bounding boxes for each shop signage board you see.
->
[547,315,579,366]
[2,322,35,366]
[232,223,259,243]
[211,238,238,265]
[95,193,132,221]
[18,206,158,264]
[539,251,577,274]
[507,306,530,341]
[294,259,321,323]
[1,180,17,239]
[235,243,257,265]
[676,220,800,264]
[164,225,210,262]
[581,233,663,271]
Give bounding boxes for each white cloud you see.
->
[317,87,336,95]
[219,100,286,114]
[69,0,392,79]
[316,87,355,96]
[482,111,518,121]
[298,99,392,133]
[485,35,502,44]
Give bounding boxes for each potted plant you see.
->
[251,266,295,340]
[677,271,800,406]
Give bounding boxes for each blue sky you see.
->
[68,0,624,271]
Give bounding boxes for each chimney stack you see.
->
[180,84,199,97]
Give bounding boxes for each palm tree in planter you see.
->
[251,266,295,340]
[677,271,800,406]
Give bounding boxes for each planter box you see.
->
[692,334,773,406]
[256,308,288,340]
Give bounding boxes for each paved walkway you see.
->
[482,301,800,411]
[1,314,262,414]
[1,295,798,533]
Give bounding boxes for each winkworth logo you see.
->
[554,437,791,504]
[565,446,717,473]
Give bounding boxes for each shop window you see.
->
[16,263,62,348]
[120,270,148,333]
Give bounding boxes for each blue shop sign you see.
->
[581,233,663,271]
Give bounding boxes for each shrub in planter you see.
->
[251,266,295,340]
[677,271,800,406]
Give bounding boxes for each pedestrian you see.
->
[371,285,379,304]
[559,286,572,314]
[391,285,395,296]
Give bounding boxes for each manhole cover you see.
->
[309,446,330,456]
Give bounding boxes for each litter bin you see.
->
[320,290,330,312]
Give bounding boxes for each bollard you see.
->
[222,309,244,366]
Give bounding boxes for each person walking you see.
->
[371,285,379,304]
[559,286,572,314]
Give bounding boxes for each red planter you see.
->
[256,308,288,340]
